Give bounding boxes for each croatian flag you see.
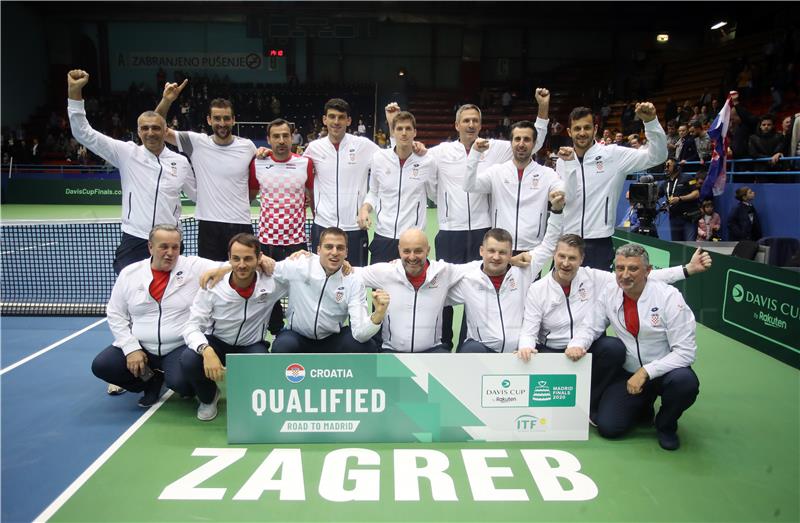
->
[700,93,733,200]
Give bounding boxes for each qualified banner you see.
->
[227,353,591,444]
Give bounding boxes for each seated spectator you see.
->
[613,131,626,146]
[697,199,721,241]
[627,134,640,148]
[748,114,784,170]
[727,186,761,242]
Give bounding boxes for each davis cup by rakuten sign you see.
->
[227,354,591,444]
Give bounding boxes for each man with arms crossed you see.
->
[182,233,286,421]
[67,70,196,275]
[156,81,258,261]
[517,235,711,424]
[566,243,702,450]
[358,110,437,263]
[429,89,550,346]
[270,227,389,353]
[558,103,667,269]
[91,225,221,408]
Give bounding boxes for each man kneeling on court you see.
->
[91,225,222,408]
[357,228,470,353]
[567,243,700,450]
[181,234,286,421]
[270,227,388,353]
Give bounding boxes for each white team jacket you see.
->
[465,151,564,251]
[67,99,196,240]
[557,118,667,239]
[363,149,437,239]
[272,255,381,342]
[569,278,697,378]
[183,272,287,352]
[107,256,219,356]
[357,260,468,352]
[519,265,685,351]
[304,133,379,231]
[446,261,538,353]
[429,117,548,232]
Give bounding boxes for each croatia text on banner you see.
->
[227,354,591,444]
[700,93,733,201]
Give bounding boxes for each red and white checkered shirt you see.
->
[252,153,315,246]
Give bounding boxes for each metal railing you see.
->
[632,156,800,180]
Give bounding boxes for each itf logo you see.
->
[285,363,305,383]
[732,283,745,303]
[515,414,547,432]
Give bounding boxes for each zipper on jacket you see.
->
[151,154,164,228]
[313,274,332,339]
[410,289,419,352]
[536,212,543,238]
[514,176,523,251]
[466,193,472,230]
[393,161,404,238]
[414,201,420,226]
[604,196,609,225]
[233,299,249,346]
[386,315,392,341]
[565,293,575,338]
[495,288,507,352]
[579,159,586,237]
[444,192,449,218]
[127,192,132,219]
[156,301,163,356]
[494,209,498,227]
[335,146,340,227]
[635,336,643,367]
[377,199,382,219]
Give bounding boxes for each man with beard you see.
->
[428,89,550,347]
[182,233,286,421]
[355,229,470,353]
[748,114,785,171]
[557,103,667,269]
[465,121,564,255]
[252,118,315,333]
[156,81,258,261]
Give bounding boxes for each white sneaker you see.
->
[197,388,220,421]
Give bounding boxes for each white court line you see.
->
[0,318,107,376]
[34,390,175,522]
[1,241,59,255]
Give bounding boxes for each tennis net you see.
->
[0,217,312,316]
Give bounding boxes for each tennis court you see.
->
[1,205,798,522]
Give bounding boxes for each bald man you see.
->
[67,69,197,274]
[355,229,469,352]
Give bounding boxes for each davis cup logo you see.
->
[285,364,305,383]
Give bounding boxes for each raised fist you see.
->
[535,88,550,105]
[67,69,90,90]
[472,138,490,153]
[557,146,575,161]
[634,102,657,123]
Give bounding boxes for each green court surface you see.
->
[47,324,799,523]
